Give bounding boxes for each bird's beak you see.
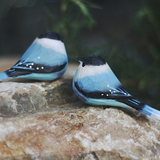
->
[76,56,84,62]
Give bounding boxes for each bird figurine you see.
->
[0,31,68,81]
[73,55,160,118]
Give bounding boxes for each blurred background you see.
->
[0,0,160,109]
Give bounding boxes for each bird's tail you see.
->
[0,71,9,81]
[139,104,160,119]
[117,98,160,119]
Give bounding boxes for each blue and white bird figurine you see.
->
[0,31,68,81]
[73,55,160,118]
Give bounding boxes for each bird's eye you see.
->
[82,63,85,67]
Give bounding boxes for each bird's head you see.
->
[38,31,64,42]
[77,55,106,67]
[35,31,67,56]
[75,55,110,80]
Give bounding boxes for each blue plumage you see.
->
[0,31,68,81]
[73,55,160,119]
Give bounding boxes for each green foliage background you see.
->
[0,0,159,109]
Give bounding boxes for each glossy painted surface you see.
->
[0,36,68,81]
[11,42,67,73]
[73,55,160,118]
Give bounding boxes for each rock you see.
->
[0,108,160,160]
[0,62,160,159]
[0,63,79,116]
[0,79,78,116]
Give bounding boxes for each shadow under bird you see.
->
[73,55,160,119]
[0,31,68,81]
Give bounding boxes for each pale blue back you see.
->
[18,42,67,67]
[76,73,121,93]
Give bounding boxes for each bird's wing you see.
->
[6,42,46,76]
[6,61,36,77]
[116,96,145,111]
[75,72,132,99]
[87,83,146,112]
[6,42,67,77]
[6,59,67,78]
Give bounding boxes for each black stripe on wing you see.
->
[75,82,145,111]
[6,62,67,77]
[75,82,132,99]
[117,98,145,111]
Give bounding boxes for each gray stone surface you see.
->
[0,60,160,159]
[0,79,79,116]
[0,60,79,116]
